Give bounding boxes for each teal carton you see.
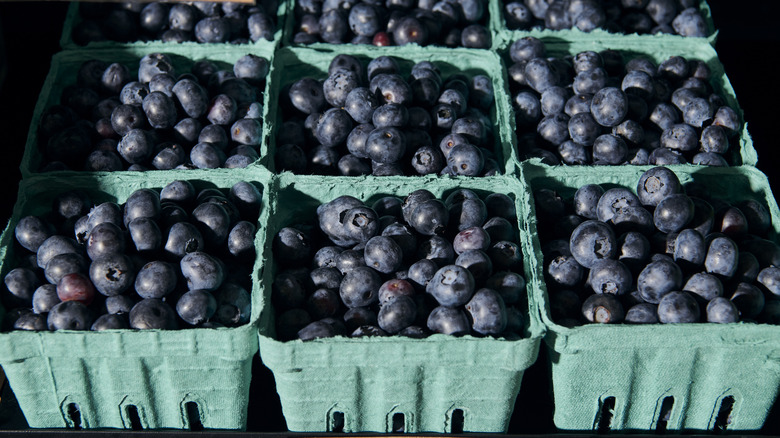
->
[257,173,544,432]
[261,45,519,176]
[0,168,271,429]
[521,161,780,431]
[59,1,287,51]
[281,0,500,50]
[499,35,755,167]
[20,44,274,178]
[491,0,717,48]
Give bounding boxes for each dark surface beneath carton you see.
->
[0,0,779,435]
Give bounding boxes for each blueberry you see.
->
[712,106,740,135]
[537,113,571,145]
[409,199,448,236]
[164,222,205,259]
[590,87,628,127]
[372,103,409,128]
[446,143,484,176]
[525,58,559,94]
[37,235,82,270]
[706,296,739,323]
[653,194,694,234]
[105,294,136,315]
[453,226,491,255]
[176,289,218,325]
[370,73,413,106]
[636,166,682,207]
[340,266,381,308]
[213,283,251,326]
[705,236,738,279]
[15,216,54,253]
[596,188,641,223]
[427,305,470,335]
[4,267,41,302]
[730,282,765,319]
[572,184,604,220]
[91,313,130,331]
[288,78,325,116]
[376,295,417,334]
[510,37,545,63]
[129,298,178,330]
[625,303,659,324]
[365,126,406,164]
[592,133,628,164]
[142,91,178,130]
[588,259,632,295]
[427,264,475,307]
[247,11,276,41]
[455,249,493,284]
[574,68,608,96]
[344,93,380,130]
[465,288,507,335]
[339,206,379,246]
[272,271,307,311]
[363,236,403,274]
[514,91,542,128]
[657,291,699,323]
[681,272,722,302]
[32,284,61,314]
[45,252,88,285]
[672,7,707,37]
[181,251,225,291]
[134,260,177,299]
[637,258,682,303]
[581,293,624,323]
[417,237,456,266]
[189,202,229,247]
[407,258,438,292]
[48,301,94,330]
[569,220,617,269]
[568,113,601,146]
[14,312,49,331]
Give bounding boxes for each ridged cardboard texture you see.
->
[59,1,287,51]
[520,161,780,431]
[257,173,544,433]
[20,43,274,178]
[260,45,519,176]
[0,168,272,429]
[498,34,755,168]
[491,0,717,48]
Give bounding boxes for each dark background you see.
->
[0,1,779,434]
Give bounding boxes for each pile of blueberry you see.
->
[291,0,491,48]
[509,37,741,166]
[504,0,708,37]
[271,188,527,340]
[38,53,269,173]
[535,166,780,326]
[70,1,278,45]
[1,180,261,332]
[276,54,499,176]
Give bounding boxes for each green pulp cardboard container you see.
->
[0,168,271,429]
[19,43,274,178]
[491,0,717,48]
[521,161,780,431]
[498,34,755,168]
[281,0,499,50]
[257,173,545,433]
[261,45,519,176]
[59,1,287,50]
